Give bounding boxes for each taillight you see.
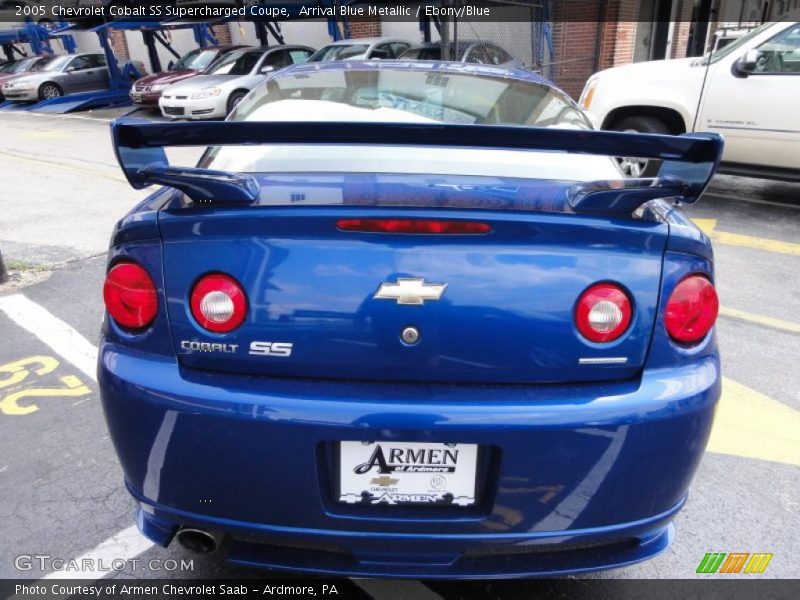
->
[575,283,633,343]
[103,262,158,331]
[336,219,490,234]
[190,273,247,333]
[665,274,718,344]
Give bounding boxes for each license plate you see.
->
[131,93,142,103]
[339,441,478,506]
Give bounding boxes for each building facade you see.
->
[3,0,797,101]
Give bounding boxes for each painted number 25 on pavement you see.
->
[0,356,91,416]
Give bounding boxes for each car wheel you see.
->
[38,82,62,101]
[611,116,671,178]
[226,91,247,115]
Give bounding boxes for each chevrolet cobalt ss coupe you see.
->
[100,61,722,578]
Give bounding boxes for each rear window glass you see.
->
[200,67,610,182]
[231,67,590,128]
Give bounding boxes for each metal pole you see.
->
[0,249,8,285]
[452,13,457,61]
[142,30,162,74]
[440,1,451,61]
[254,22,269,46]
[423,16,431,42]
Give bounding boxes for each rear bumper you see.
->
[99,341,719,578]
[135,496,679,578]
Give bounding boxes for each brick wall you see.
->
[550,0,646,98]
[211,24,232,46]
[597,0,639,69]
[550,0,603,98]
[348,17,381,39]
[108,30,129,60]
[670,0,696,58]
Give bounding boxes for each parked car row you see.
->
[0,53,148,102]
[0,56,52,100]
[130,36,523,121]
[130,45,246,107]
[0,36,522,116]
[133,39,413,120]
[158,45,315,119]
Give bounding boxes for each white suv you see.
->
[579,15,800,180]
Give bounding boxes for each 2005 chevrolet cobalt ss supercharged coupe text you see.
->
[98,61,723,578]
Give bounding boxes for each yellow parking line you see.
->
[719,307,800,334]
[0,148,126,184]
[707,377,800,467]
[693,218,800,256]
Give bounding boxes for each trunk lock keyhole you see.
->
[401,326,420,345]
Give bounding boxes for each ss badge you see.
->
[249,342,293,357]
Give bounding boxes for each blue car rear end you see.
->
[98,62,722,578]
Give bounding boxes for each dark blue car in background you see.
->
[98,61,722,578]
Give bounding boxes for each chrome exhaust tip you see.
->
[175,528,219,553]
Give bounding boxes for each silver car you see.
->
[307,37,411,61]
[159,45,314,120]
[1,54,110,101]
[399,40,524,68]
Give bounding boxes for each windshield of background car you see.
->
[9,57,36,72]
[701,21,776,64]
[200,67,611,181]
[206,50,261,75]
[40,56,72,72]
[28,57,60,72]
[173,48,220,71]
[307,44,369,61]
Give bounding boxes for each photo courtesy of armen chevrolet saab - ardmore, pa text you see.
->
[0,2,798,600]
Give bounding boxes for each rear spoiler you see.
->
[111,119,723,215]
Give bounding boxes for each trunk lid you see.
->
[159,174,667,384]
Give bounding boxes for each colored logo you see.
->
[696,552,773,574]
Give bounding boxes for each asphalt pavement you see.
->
[0,109,798,596]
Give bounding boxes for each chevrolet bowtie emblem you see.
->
[371,476,399,487]
[373,278,447,305]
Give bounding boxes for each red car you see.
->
[0,56,49,100]
[129,45,247,108]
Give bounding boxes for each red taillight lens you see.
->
[103,262,158,330]
[190,273,247,333]
[665,275,718,344]
[336,219,490,234]
[575,283,633,343]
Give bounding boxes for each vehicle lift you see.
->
[137,19,223,74]
[0,21,77,110]
[2,0,485,115]
[1,21,76,62]
[1,18,228,114]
